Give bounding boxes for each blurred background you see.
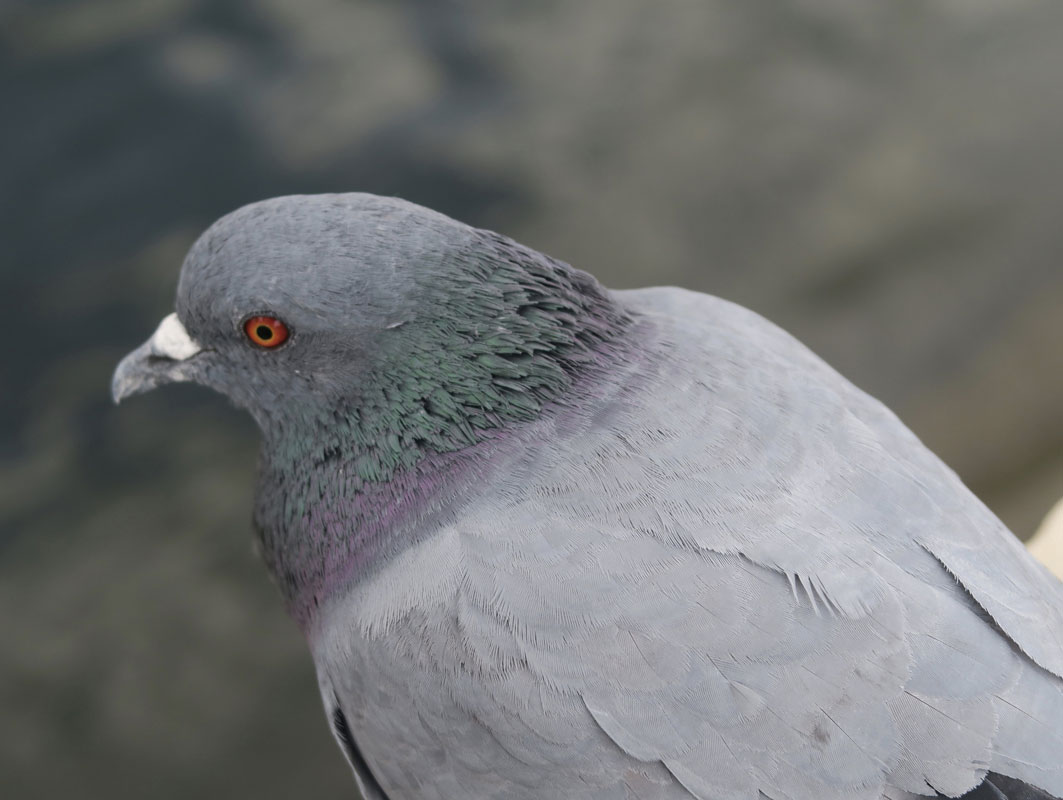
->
[3,1,1063,797]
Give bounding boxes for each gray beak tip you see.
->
[110,344,157,405]
[111,313,204,405]
[110,358,135,405]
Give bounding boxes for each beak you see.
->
[112,313,205,403]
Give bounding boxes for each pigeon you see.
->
[113,193,1063,800]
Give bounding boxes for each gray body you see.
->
[113,194,1063,800]
[313,288,1063,800]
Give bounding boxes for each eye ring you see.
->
[243,315,290,348]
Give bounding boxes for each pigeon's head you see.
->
[113,193,632,611]
[113,193,630,452]
[113,194,477,429]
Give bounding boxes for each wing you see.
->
[619,286,1063,677]
[449,287,1063,799]
[317,671,391,800]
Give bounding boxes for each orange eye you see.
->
[243,315,289,348]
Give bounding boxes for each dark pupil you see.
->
[256,324,273,341]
